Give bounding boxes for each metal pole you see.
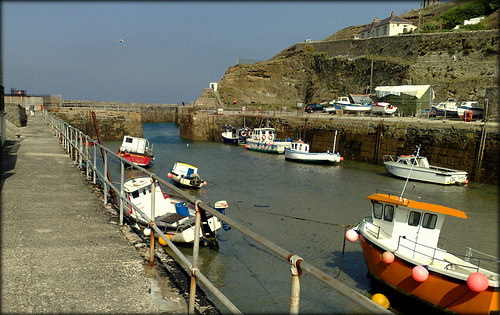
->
[332,128,338,153]
[189,200,202,314]
[149,178,157,267]
[103,151,108,204]
[93,143,97,184]
[289,255,302,314]
[119,161,124,226]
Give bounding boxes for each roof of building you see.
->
[360,11,414,33]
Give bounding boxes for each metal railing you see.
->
[43,109,392,314]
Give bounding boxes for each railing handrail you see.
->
[42,109,392,314]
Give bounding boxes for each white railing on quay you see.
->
[42,109,392,314]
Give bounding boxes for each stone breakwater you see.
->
[178,109,499,185]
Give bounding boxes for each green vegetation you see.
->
[438,0,499,29]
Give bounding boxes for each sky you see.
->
[2,1,422,104]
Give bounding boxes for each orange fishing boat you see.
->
[346,189,499,314]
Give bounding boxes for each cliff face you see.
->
[207,30,498,118]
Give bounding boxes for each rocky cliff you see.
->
[198,30,498,119]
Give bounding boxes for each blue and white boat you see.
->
[244,127,291,154]
[222,126,239,144]
[284,140,343,164]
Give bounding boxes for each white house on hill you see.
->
[359,11,417,39]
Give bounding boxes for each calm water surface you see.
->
[104,123,498,314]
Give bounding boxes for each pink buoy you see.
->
[202,181,207,186]
[467,272,489,292]
[345,229,359,242]
[167,173,173,178]
[382,251,395,264]
[412,265,429,282]
[340,157,344,161]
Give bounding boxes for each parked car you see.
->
[305,103,325,113]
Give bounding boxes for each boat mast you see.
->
[332,128,338,153]
[400,145,421,200]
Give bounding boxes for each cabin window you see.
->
[422,213,437,229]
[125,137,133,143]
[143,189,147,195]
[373,202,383,219]
[408,211,421,226]
[131,191,140,199]
[384,205,394,222]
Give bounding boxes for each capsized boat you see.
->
[346,189,499,314]
[383,146,468,185]
[244,127,292,154]
[284,140,343,164]
[123,176,227,246]
[116,135,154,167]
[168,162,207,189]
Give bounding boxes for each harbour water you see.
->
[104,122,498,314]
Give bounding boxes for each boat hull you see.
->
[371,103,397,115]
[117,152,152,167]
[358,233,499,314]
[245,139,291,154]
[222,135,239,144]
[342,104,371,114]
[284,149,341,164]
[384,162,467,185]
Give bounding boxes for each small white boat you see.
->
[284,140,343,164]
[347,189,499,314]
[123,176,225,246]
[457,101,483,120]
[371,102,397,115]
[168,162,207,189]
[222,126,239,144]
[244,127,291,154]
[383,146,468,185]
[116,135,154,167]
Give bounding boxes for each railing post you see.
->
[103,150,108,204]
[189,200,202,314]
[93,143,97,184]
[149,178,156,267]
[119,160,124,226]
[289,255,303,314]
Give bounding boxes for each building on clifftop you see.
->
[359,11,417,39]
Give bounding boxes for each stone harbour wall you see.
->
[50,108,142,141]
[177,109,499,185]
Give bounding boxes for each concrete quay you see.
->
[0,114,191,314]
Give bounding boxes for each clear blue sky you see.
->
[2,1,421,104]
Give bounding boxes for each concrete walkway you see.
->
[0,114,187,313]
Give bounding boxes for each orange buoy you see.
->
[371,293,390,309]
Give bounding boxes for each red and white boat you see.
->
[371,102,397,115]
[346,190,499,314]
[116,135,154,167]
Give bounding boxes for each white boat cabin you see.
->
[120,136,152,154]
[251,128,277,142]
[289,141,309,153]
[396,155,430,168]
[366,192,467,261]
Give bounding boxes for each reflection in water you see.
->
[103,123,498,314]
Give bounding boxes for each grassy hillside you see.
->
[325,0,499,41]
